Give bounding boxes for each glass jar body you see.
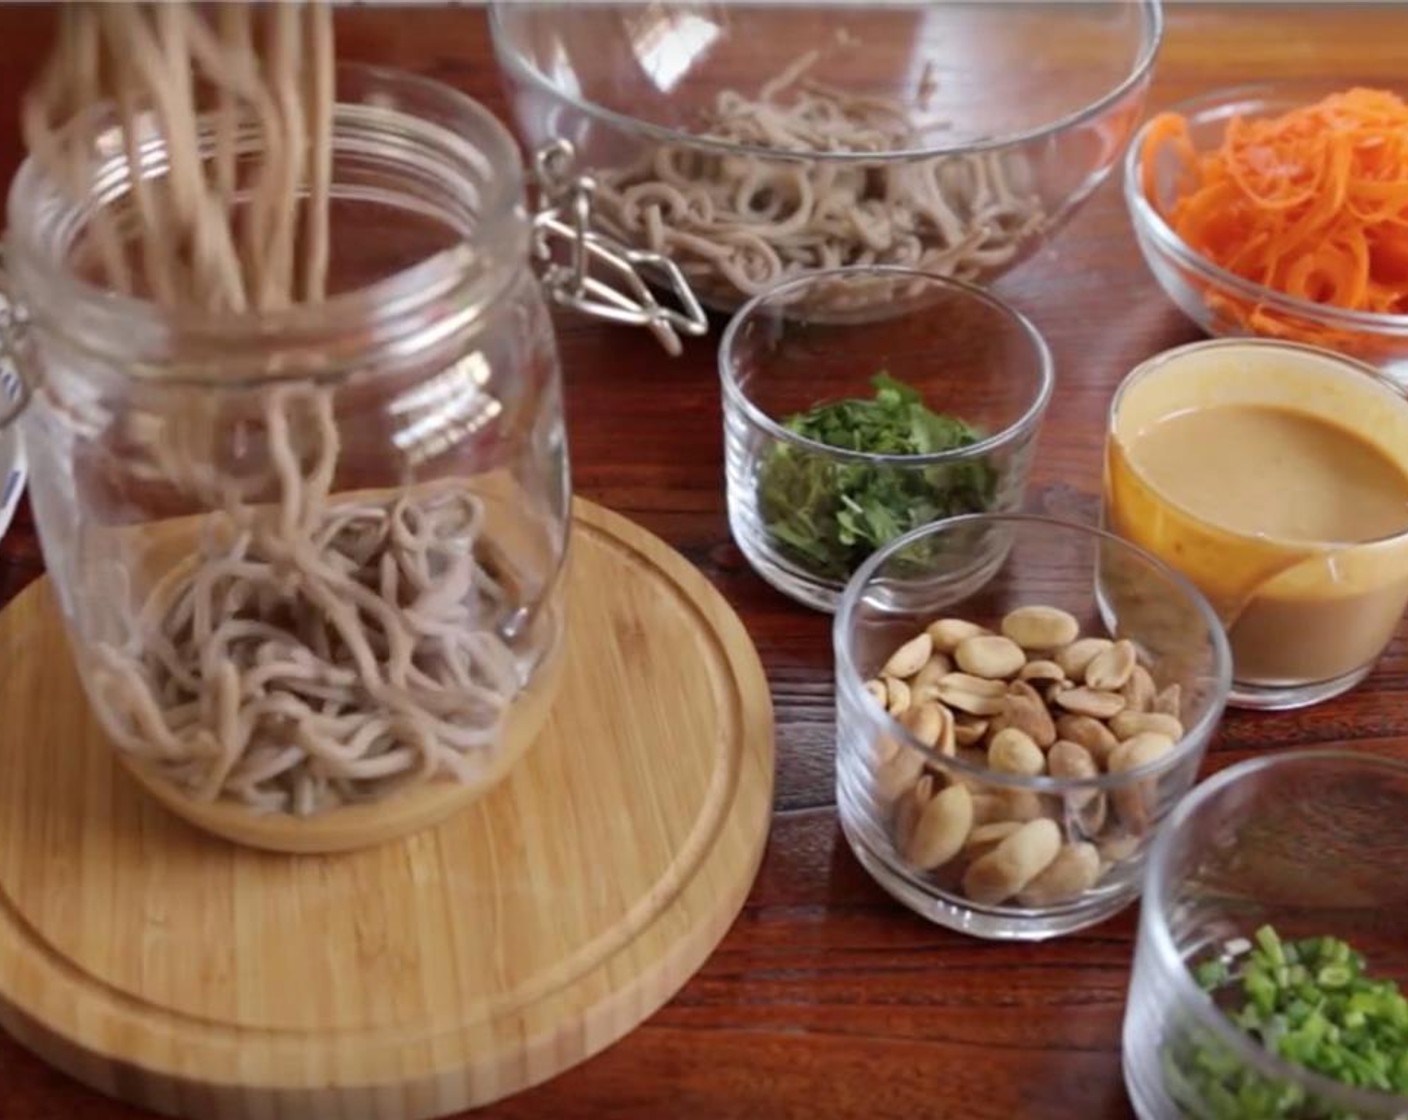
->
[4,67,572,851]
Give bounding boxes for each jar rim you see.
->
[3,63,528,387]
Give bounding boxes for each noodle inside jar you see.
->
[6,10,570,849]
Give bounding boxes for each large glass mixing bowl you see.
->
[490,1,1163,319]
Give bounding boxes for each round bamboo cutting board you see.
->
[0,498,775,1120]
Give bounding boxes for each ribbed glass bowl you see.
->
[491,1,1163,319]
[1123,750,1408,1119]
[1125,82,1408,386]
[720,266,1052,612]
[834,514,1231,941]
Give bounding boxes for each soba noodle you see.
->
[25,3,527,816]
[593,48,1048,311]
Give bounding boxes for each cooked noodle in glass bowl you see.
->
[490,1,1164,318]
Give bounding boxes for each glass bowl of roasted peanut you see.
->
[833,513,1232,940]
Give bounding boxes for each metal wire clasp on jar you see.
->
[0,65,703,853]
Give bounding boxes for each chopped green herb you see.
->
[1164,924,1408,1119]
[756,371,998,581]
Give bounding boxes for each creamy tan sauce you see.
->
[1113,401,1408,687]
[1129,404,1408,543]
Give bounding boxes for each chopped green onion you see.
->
[1164,924,1408,1117]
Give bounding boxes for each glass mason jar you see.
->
[0,66,696,853]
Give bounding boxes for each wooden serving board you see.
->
[0,498,775,1120]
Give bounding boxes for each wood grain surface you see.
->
[0,498,774,1119]
[2,5,1408,1119]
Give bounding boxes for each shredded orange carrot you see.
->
[1142,87,1408,342]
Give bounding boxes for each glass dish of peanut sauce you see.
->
[1104,338,1408,710]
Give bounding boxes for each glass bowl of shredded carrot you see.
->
[1125,82,1408,381]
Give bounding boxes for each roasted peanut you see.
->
[878,607,1187,911]
[953,714,989,746]
[893,773,935,851]
[1048,739,1098,784]
[1055,714,1120,766]
[988,728,1045,776]
[899,702,945,750]
[910,654,956,703]
[1055,637,1113,681]
[954,635,1026,680]
[883,633,933,679]
[1121,664,1156,713]
[903,782,974,870]
[1001,605,1080,651]
[961,818,1062,905]
[927,618,991,653]
[1054,738,1108,831]
[971,788,1048,825]
[1107,731,1176,774]
[1018,659,1066,685]
[969,792,1004,824]
[1053,686,1126,720]
[884,676,911,716]
[935,672,1007,716]
[1016,842,1101,907]
[1109,710,1184,742]
[997,680,1057,748]
[964,820,1024,859]
[873,740,926,802]
[1108,732,1175,835]
[1047,738,1103,824]
[933,704,957,756]
[1085,640,1138,692]
[1006,789,1053,822]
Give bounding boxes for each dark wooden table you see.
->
[3,5,1408,1118]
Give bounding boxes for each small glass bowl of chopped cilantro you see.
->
[1124,750,1408,1120]
[719,266,1053,612]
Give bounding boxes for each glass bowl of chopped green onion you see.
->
[1124,749,1408,1119]
[719,265,1054,612]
